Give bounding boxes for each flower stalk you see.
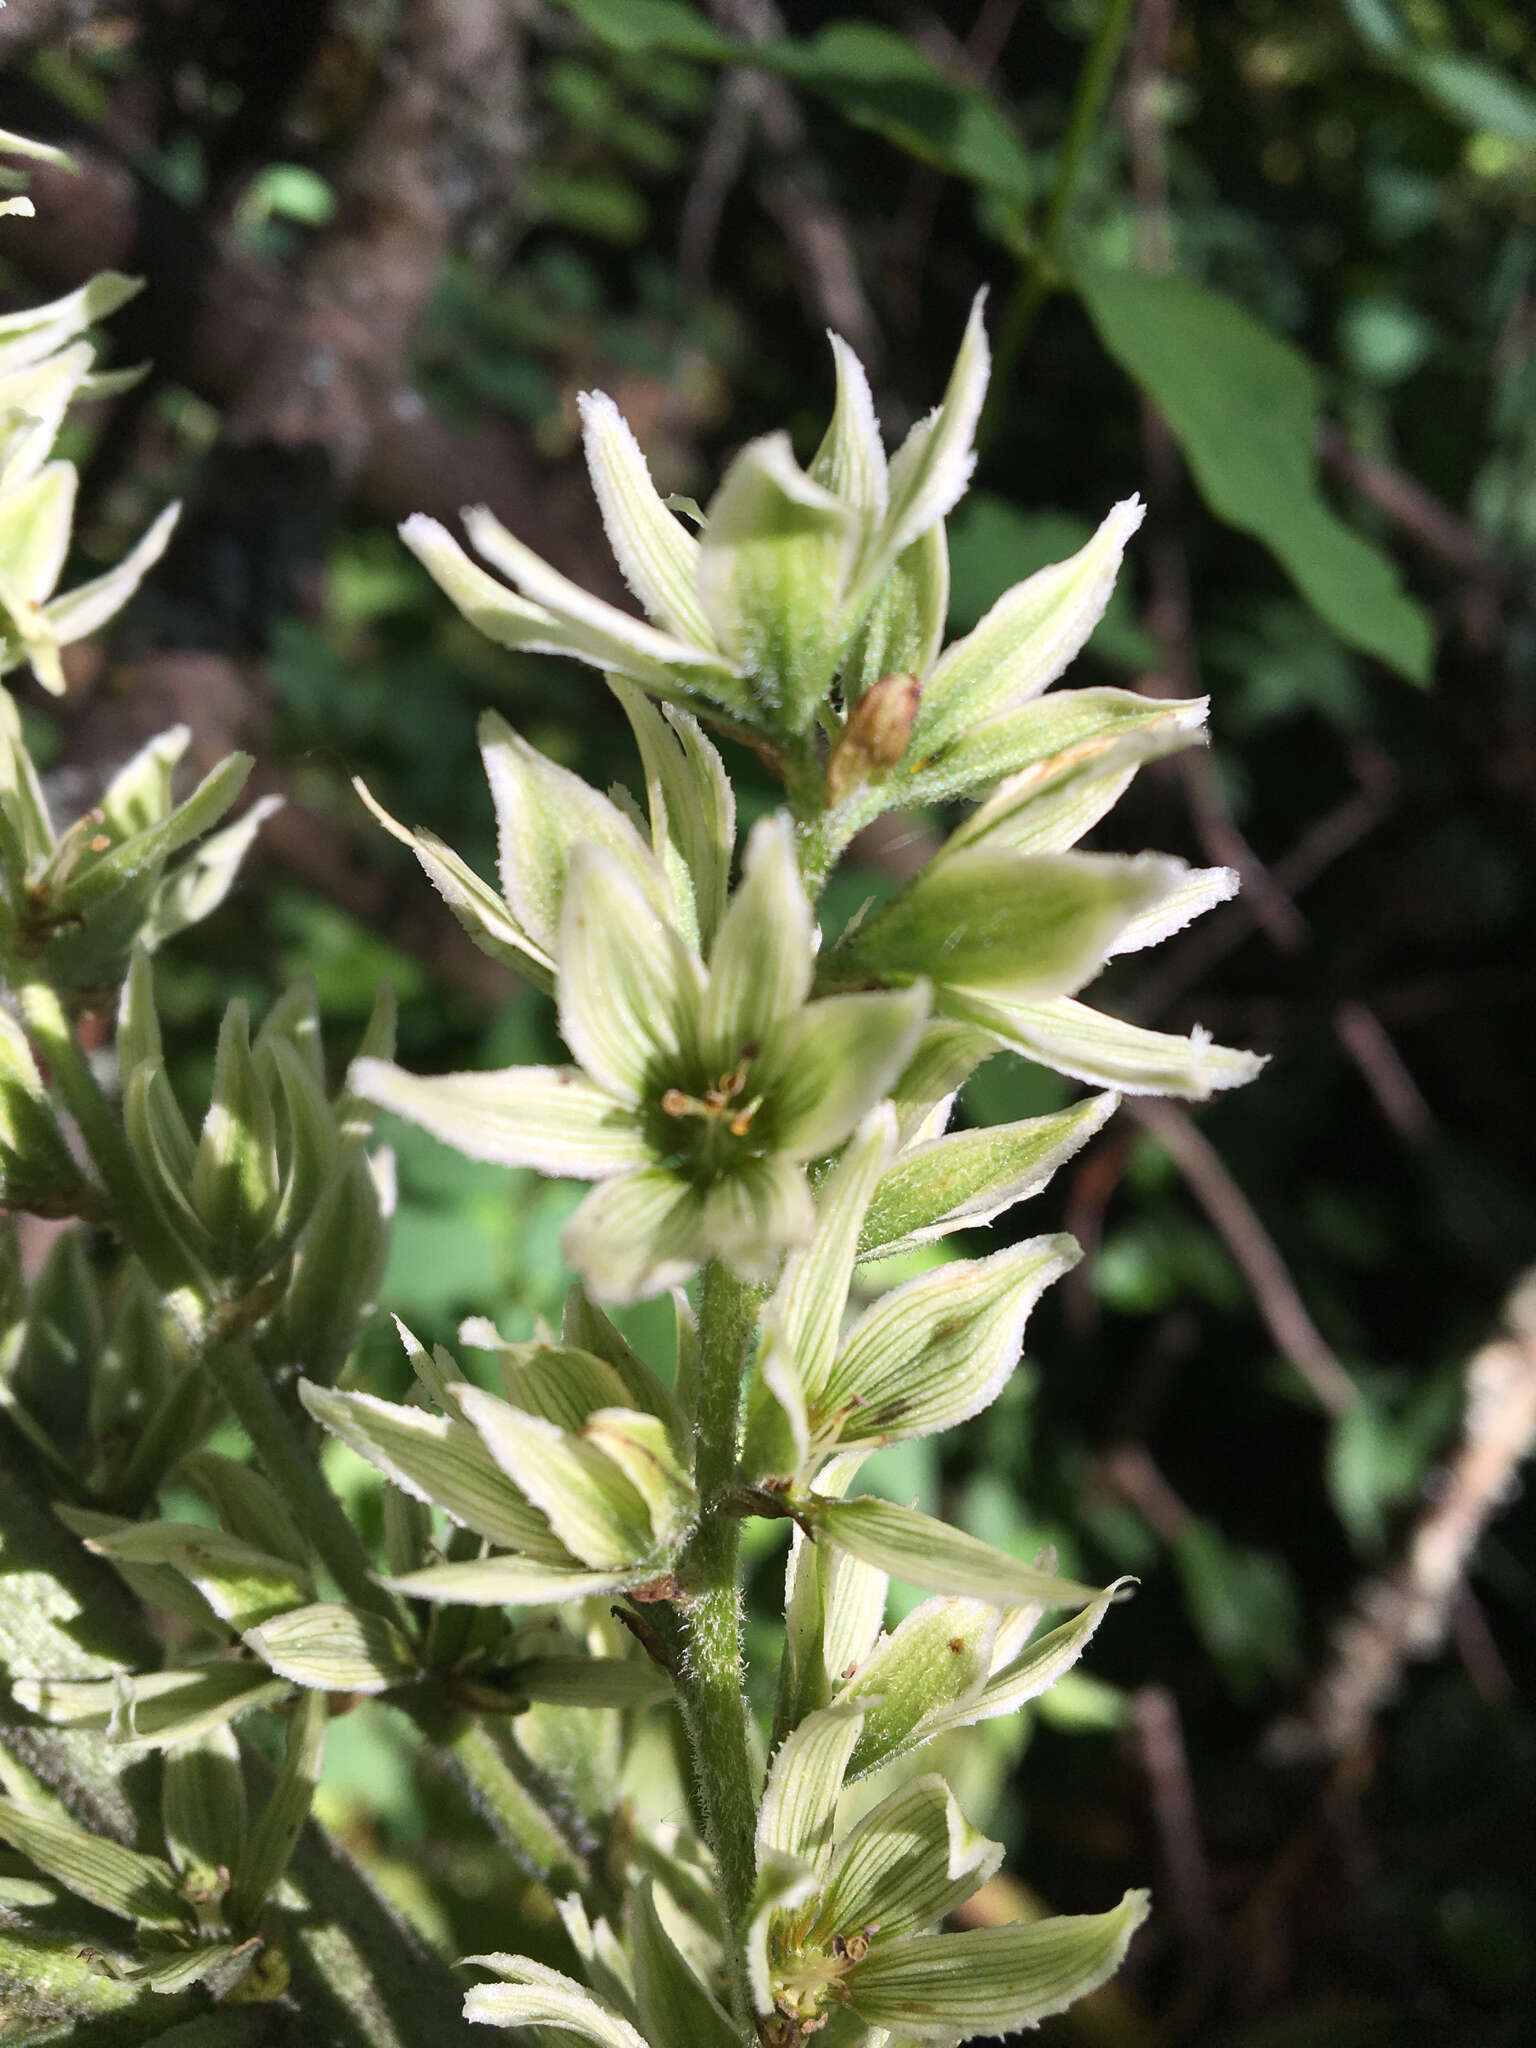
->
[0,202,1265,2044]
[673,1263,766,2031]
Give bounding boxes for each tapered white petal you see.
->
[845,1892,1151,2037]
[562,1167,712,1306]
[479,707,670,955]
[349,1058,646,1177]
[859,1093,1118,1262]
[579,390,715,647]
[874,290,990,566]
[0,460,75,603]
[699,1154,816,1282]
[557,842,702,1101]
[916,495,1146,755]
[353,774,552,986]
[944,993,1268,1098]
[43,501,181,651]
[465,504,733,681]
[816,1776,1001,1941]
[402,512,740,705]
[702,812,814,1055]
[815,1236,1079,1454]
[1105,862,1239,956]
[836,848,1186,1004]
[808,331,888,520]
[763,986,930,1163]
[696,433,863,731]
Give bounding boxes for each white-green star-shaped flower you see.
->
[354,814,927,1304]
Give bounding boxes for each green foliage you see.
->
[3,6,1535,2040]
[1075,265,1433,683]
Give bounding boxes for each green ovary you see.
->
[642,1050,775,1185]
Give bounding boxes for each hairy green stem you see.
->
[14,975,195,1293]
[676,1262,764,2037]
[792,807,840,904]
[443,1717,589,1896]
[980,0,1135,450]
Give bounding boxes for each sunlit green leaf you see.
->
[1076,265,1432,684]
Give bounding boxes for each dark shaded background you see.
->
[2,1,1533,2041]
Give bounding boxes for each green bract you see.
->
[0,705,266,992]
[353,814,930,1303]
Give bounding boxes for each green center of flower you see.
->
[766,1918,876,2037]
[645,1045,772,1185]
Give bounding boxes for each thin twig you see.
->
[1127,1099,1358,1418]
[980,0,1135,447]
[1331,999,1437,1147]
[887,0,1024,332]
[1125,754,1399,1022]
[1270,1273,1536,1760]
[708,0,881,364]
[677,67,758,294]
[1131,1684,1215,1950]
[1446,1586,1515,1706]
[1316,419,1504,586]
[1099,1438,1191,1542]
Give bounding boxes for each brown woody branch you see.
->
[1315,419,1503,587]
[1127,1098,1358,1419]
[1269,1272,1536,1760]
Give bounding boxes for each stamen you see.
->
[728,1095,763,1137]
[660,1067,760,1134]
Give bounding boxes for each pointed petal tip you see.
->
[397,511,445,548]
[350,775,416,849]
[345,1054,391,1104]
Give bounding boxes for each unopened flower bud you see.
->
[827,671,923,804]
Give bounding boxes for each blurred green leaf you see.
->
[1406,52,1536,147]
[1326,1367,1460,1553]
[235,164,335,231]
[757,25,1033,207]
[1075,264,1434,683]
[1338,296,1434,387]
[560,4,1032,204]
[527,172,649,244]
[557,0,734,61]
[1095,1214,1245,1315]
[1172,1519,1301,1696]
